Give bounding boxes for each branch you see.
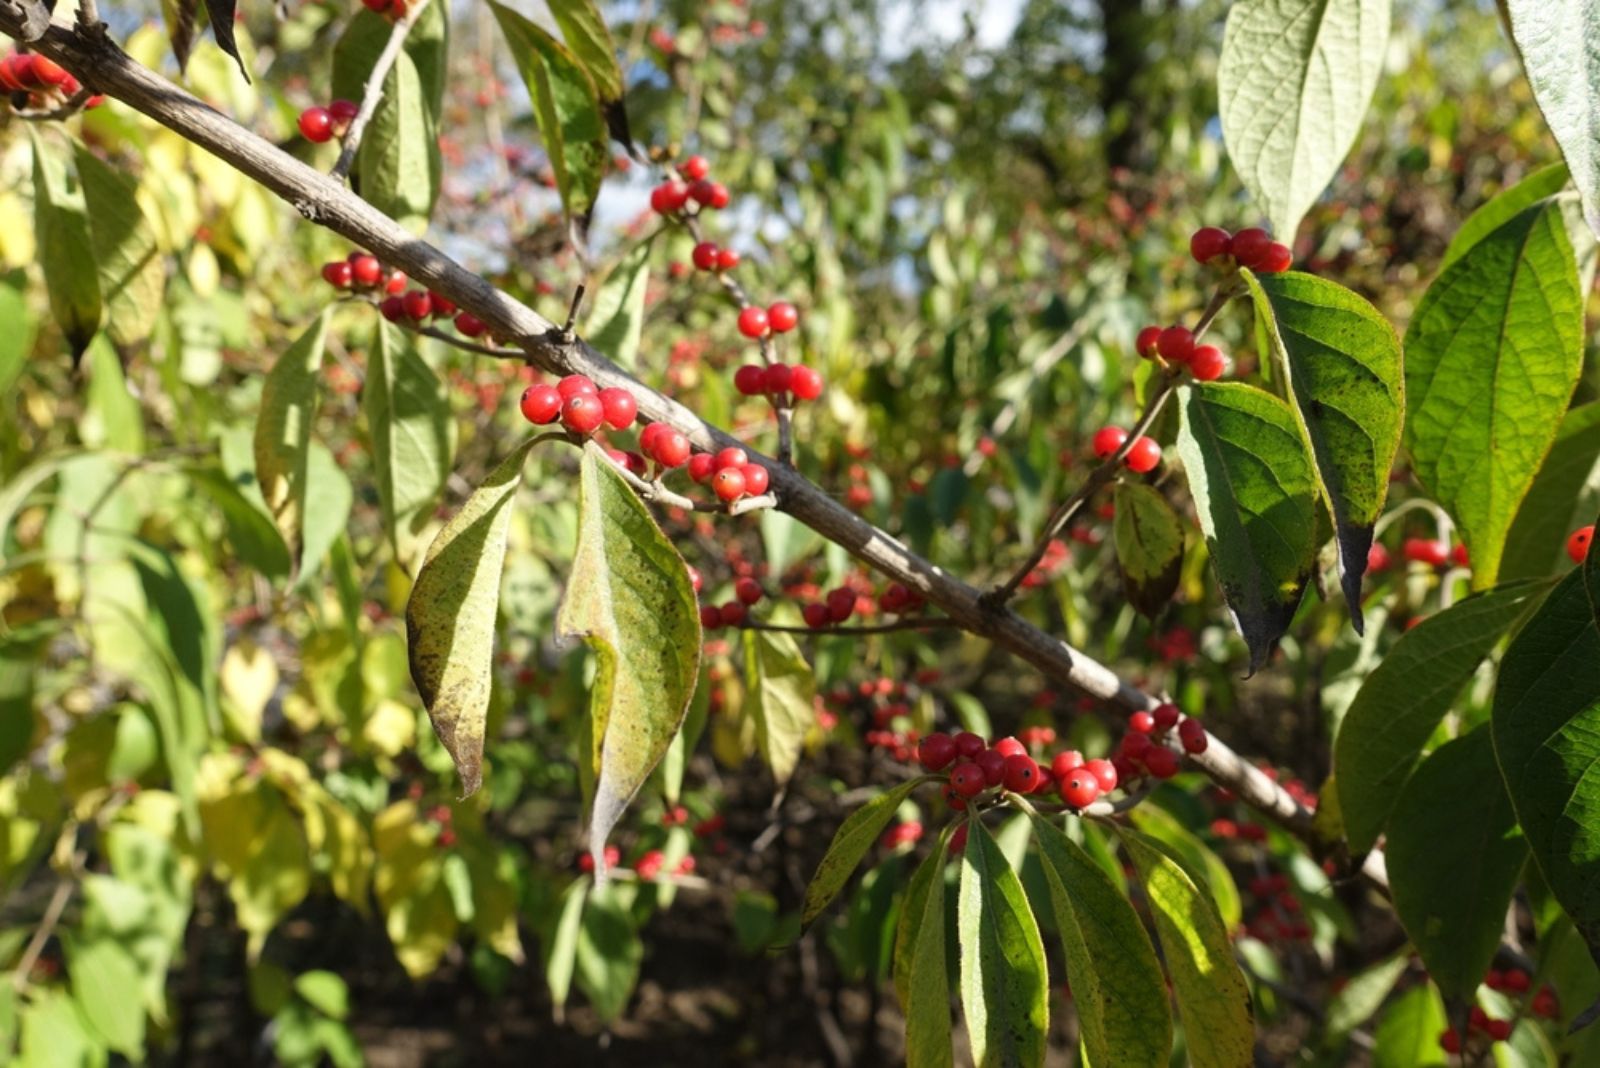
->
[0,0,49,41]
[329,0,431,181]
[0,18,1361,897]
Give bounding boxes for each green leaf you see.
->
[405,438,538,796]
[0,272,37,398]
[584,240,652,371]
[957,818,1048,1068]
[18,989,105,1068]
[1403,200,1584,589]
[298,442,355,587]
[1441,162,1573,271]
[364,323,454,562]
[67,936,146,1055]
[1030,815,1170,1068]
[575,883,642,1023]
[82,338,145,453]
[355,52,441,233]
[904,829,953,1068]
[741,629,816,785]
[559,446,701,869]
[893,832,945,1007]
[1505,1,1600,239]
[1174,382,1319,673]
[332,3,449,117]
[293,971,350,1021]
[1492,569,1600,959]
[1218,0,1391,238]
[802,776,931,926]
[30,129,101,358]
[1112,482,1184,618]
[254,313,330,574]
[1502,403,1600,582]
[1127,804,1242,929]
[185,466,292,580]
[1244,270,1404,630]
[1373,984,1449,1068]
[547,0,631,145]
[491,1,609,231]
[543,879,588,1019]
[1385,728,1526,1001]
[1334,578,1549,853]
[75,147,165,349]
[1324,951,1409,1044]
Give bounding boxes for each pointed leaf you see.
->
[254,313,330,574]
[1505,1,1600,239]
[584,240,652,371]
[1335,578,1550,853]
[957,818,1048,1068]
[1244,270,1403,631]
[1324,951,1409,1043]
[559,446,701,868]
[163,0,198,70]
[30,129,101,358]
[1373,984,1449,1068]
[1175,382,1319,672]
[1502,403,1600,582]
[575,883,642,1023]
[406,438,538,795]
[201,0,249,80]
[802,775,931,926]
[491,1,608,233]
[67,937,146,1054]
[1385,728,1527,1001]
[1218,0,1391,238]
[1492,569,1600,958]
[893,831,945,1007]
[364,323,454,560]
[1404,200,1584,589]
[1442,162,1572,271]
[1128,804,1242,929]
[1118,829,1254,1068]
[544,879,587,1018]
[1112,482,1184,618]
[297,442,355,587]
[903,825,954,1068]
[355,52,440,233]
[741,629,815,785]
[75,148,165,349]
[1031,815,1170,1068]
[547,0,632,145]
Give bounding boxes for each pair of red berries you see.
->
[360,0,412,20]
[688,446,771,503]
[736,301,799,339]
[651,155,730,215]
[733,362,824,402]
[801,587,860,629]
[1091,426,1162,474]
[1190,226,1292,274]
[1134,324,1228,381]
[1568,524,1594,564]
[699,577,765,630]
[691,241,742,273]
[520,374,637,436]
[298,100,359,144]
[878,582,925,615]
[321,251,405,293]
[637,422,693,471]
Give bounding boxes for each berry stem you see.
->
[602,443,778,515]
[414,324,523,359]
[12,84,92,121]
[984,282,1243,608]
[329,0,432,182]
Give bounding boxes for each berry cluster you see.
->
[520,374,638,437]
[1568,524,1594,564]
[1110,702,1206,785]
[736,301,799,339]
[321,251,496,342]
[917,730,1120,812]
[0,51,103,111]
[800,586,864,629]
[297,100,360,144]
[1091,426,1162,474]
[1134,324,1228,381]
[691,241,741,273]
[733,360,824,403]
[424,803,456,848]
[1241,873,1312,944]
[359,0,414,21]
[649,154,730,215]
[688,446,770,503]
[1190,225,1292,274]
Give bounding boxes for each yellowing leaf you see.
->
[741,629,816,785]
[254,313,330,574]
[220,640,278,744]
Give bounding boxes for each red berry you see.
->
[455,312,486,338]
[1189,345,1227,381]
[1502,969,1530,993]
[687,453,716,483]
[1257,242,1293,273]
[698,604,720,629]
[918,732,958,771]
[1124,436,1161,474]
[714,447,748,470]
[1135,325,1162,358]
[1403,538,1449,568]
[790,365,824,401]
[402,290,433,320]
[1568,525,1595,564]
[521,384,562,424]
[715,247,741,271]
[690,179,729,208]
[425,293,455,319]
[1060,771,1101,809]
[718,602,747,627]
[802,602,830,629]
[1485,1019,1511,1042]
[1001,754,1040,793]
[681,154,710,181]
[1438,1029,1460,1054]
[1231,227,1273,268]
[328,98,359,132]
[767,301,799,333]
[737,306,769,338]
[1129,711,1155,734]
[1179,720,1208,754]
[561,394,605,435]
[385,269,408,295]
[762,363,793,395]
[739,463,770,496]
[557,374,598,399]
[992,736,1026,758]
[712,467,747,502]
[30,55,68,87]
[1051,750,1085,778]
[734,365,766,395]
[597,387,638,430]
[1121,732,1152,760]
[650,181,689,214]
[1451,543,1470,568]
[953,732,987,758]
[1152,703,1181,730]
[1144,746,1180,779]
[1092,426,1129,459]
[635,849,665,880]
[653,430,691,468]
[825,587,855,623]
[378,295,405,321]
[949,762,986,798]
[321,261,354,287]
[692,242,720,271]
[1157,325,1195,363]
[974,749,1007,787]
[1190,226,1233,265]
[948,824,969,853]
[298,107,334,143]
[1084,758,1118,793]
[349,253,383,287]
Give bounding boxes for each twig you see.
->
[735,616,956,636]
[12,873,77,991]
[604,451,777,516]
[415,325,523,360]
[329,0,431,181]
